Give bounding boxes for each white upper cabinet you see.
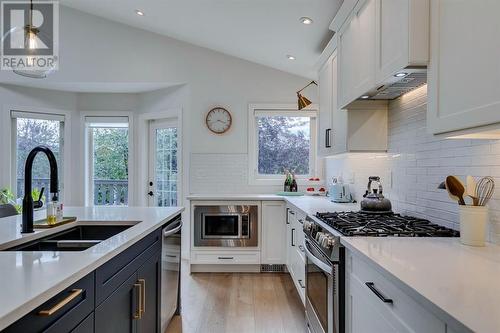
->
[375,0,429,82]
[338,0,377,108]
[338,0,429,109]
[318,47,388,156]
[318,52,334,156]
[427,0,500,135]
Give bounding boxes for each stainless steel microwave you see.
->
[194,205,258,247]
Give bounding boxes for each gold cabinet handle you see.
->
[132,283,142,319]
[38,289,83,316]
[138,278,146,315]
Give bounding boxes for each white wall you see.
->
[0,6,310,199]
[325,85,500,244]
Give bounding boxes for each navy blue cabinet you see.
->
[94,250,161,333]
[3,227,164,333]
[3,273,94,333]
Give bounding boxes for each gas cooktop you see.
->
[315,212,460,237]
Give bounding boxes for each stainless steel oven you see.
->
[194,205,258,247]
[304,217,344,333]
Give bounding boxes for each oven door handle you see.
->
[304,240,333,274]
[164,219,183,237]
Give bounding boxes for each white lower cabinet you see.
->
[286,206,306,304]
[261,201,286,264]
[346,249,446,333]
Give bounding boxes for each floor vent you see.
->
[260,264,287,273]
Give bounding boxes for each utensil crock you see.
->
[459,206,488,247]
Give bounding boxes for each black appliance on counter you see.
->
[303,211,459,333]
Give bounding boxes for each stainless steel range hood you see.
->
[360,68,427,100]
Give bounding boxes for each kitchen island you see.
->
[0,206,183,331]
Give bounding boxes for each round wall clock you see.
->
[206,107,232,134]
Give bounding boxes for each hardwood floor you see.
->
[165,262,305,333]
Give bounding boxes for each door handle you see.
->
[291,228,296,247]
[298,279,306,289]
[138,279,146,315]
[38,289,83,316]
[325,128,331,148]
[148,191,154,196]
[132,283,142,319]
[365,282,393,304]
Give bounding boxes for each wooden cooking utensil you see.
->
[445,176,466,205]
[466,175,479,206]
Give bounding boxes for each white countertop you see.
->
[187,193,360,214]
[341,237,500,333]
[187,193,284,201]
[0,206,184,330]
[284,195,360,216]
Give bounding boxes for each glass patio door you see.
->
[148,119,178,207]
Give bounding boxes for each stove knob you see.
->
[327,236,337,248]
[303,221,312,232]
[315,232,324,242]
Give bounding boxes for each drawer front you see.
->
[4,273,95,333]
[95,229,161,305]
[70,313,94,333]
[191,251,260,264]
[349,252,445,333]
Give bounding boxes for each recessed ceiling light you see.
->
[135,9,145,16]
[300,17,313,25]
[394,72,408,78]
[361,95,370,99]
[286,55,296,60]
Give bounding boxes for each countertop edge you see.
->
[0,207,184,331]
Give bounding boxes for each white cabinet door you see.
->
[331,52,348,154]
[346,249,447,333]
[375,0,410,82]
[261,201,286,264]
[428,0,500,135]
[338,0,377,108]
[318,53,334,156]
[348,276,405,333]
[286,208,295,271]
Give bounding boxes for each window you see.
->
[11,111,64,200]
[248,105,317,185]
[85,116,130,206]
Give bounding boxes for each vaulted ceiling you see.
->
[61,0,342,78]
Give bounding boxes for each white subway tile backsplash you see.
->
[325,85,500,244]
[190,153,281,194]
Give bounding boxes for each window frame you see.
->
[9,108,70,202]
[248,103,318,186]
[82,112,134,207]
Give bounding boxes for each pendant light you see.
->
[296,81,317,110]
[3,0,56,78]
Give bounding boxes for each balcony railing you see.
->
[17,178,129,206]
[17,178,177,207]
[93,179,128,206]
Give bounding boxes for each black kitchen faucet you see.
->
[22,145,59,233]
